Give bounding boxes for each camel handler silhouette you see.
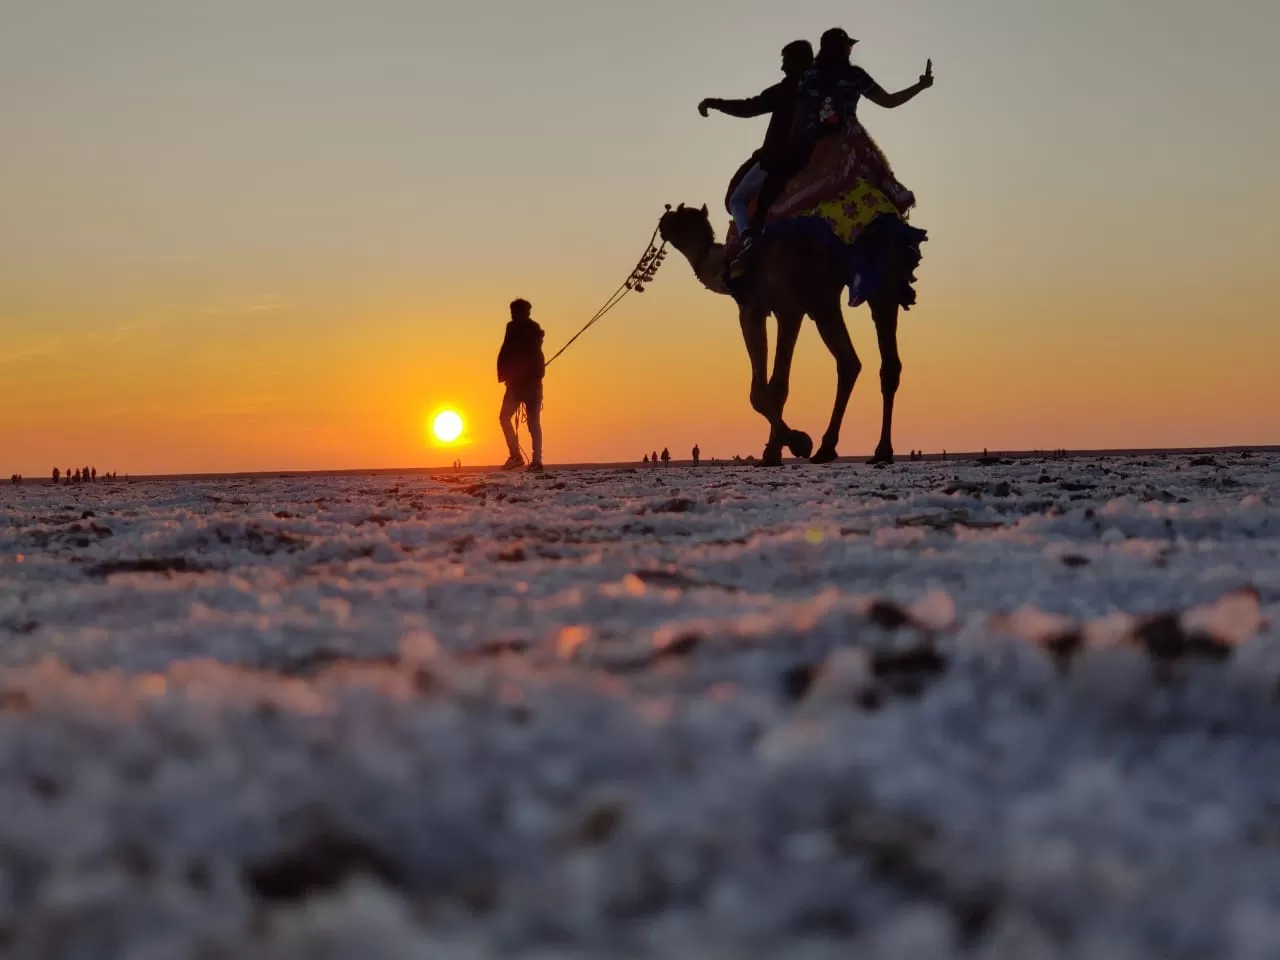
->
[497,298,545,473]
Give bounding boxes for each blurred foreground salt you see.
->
[1,452,1278,958]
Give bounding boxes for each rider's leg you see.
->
[749,143,813,234]
[728,162,768,235]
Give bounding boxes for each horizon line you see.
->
[11,443,1278,485]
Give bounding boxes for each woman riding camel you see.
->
[786,27,934,217]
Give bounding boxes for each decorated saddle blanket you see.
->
[721,121,928,311]
[726,121,915,252]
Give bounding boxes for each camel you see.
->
[658,203,922,466]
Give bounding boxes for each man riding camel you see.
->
[698,39,814,265]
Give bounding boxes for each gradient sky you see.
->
[2,0,1277,474]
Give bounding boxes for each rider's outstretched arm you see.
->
[862,60,934,109]
[698,84,782,119]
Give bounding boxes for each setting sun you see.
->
[432,410,464,444]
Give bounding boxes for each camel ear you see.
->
[677,202,685,211]
[700,203,708,216]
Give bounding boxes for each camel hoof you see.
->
[868,453,895,466]
[786,430,814,460]
[757,449,784,468]
[810,445,839,465]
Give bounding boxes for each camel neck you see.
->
[676,237,729,296]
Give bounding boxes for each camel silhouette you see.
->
[659,203,920,466]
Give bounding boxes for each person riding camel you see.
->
[497,298,545,472]
[697,39,814,264]
[786,27,933,214]
[803,27,932,134]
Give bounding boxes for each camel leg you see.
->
[809,296,862,465]
[768,311,813,460]
[739,307,790,466]
[868,298,902,465]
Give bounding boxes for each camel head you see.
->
[658,203,716,255]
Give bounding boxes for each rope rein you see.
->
[513,214,670,452]
[545,220,668,368]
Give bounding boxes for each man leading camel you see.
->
[698,39,814,265]
[497,298,545,472]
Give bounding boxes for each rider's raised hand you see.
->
[698,99,712,117]
[919,59,934,89]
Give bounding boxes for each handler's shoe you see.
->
[501,455,524,471]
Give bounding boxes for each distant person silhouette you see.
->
[651,450,658,467]
[692,444,701,465]
[497,298,546,473]
[643,454,649,464]
[661,448,671,467]
[91,467,96,481]
[52,468,60,484]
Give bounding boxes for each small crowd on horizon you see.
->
[7,466,120,486]
[642,444,706,467]
[52,466,117,484]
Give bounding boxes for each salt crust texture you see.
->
[1,452,1278,959]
